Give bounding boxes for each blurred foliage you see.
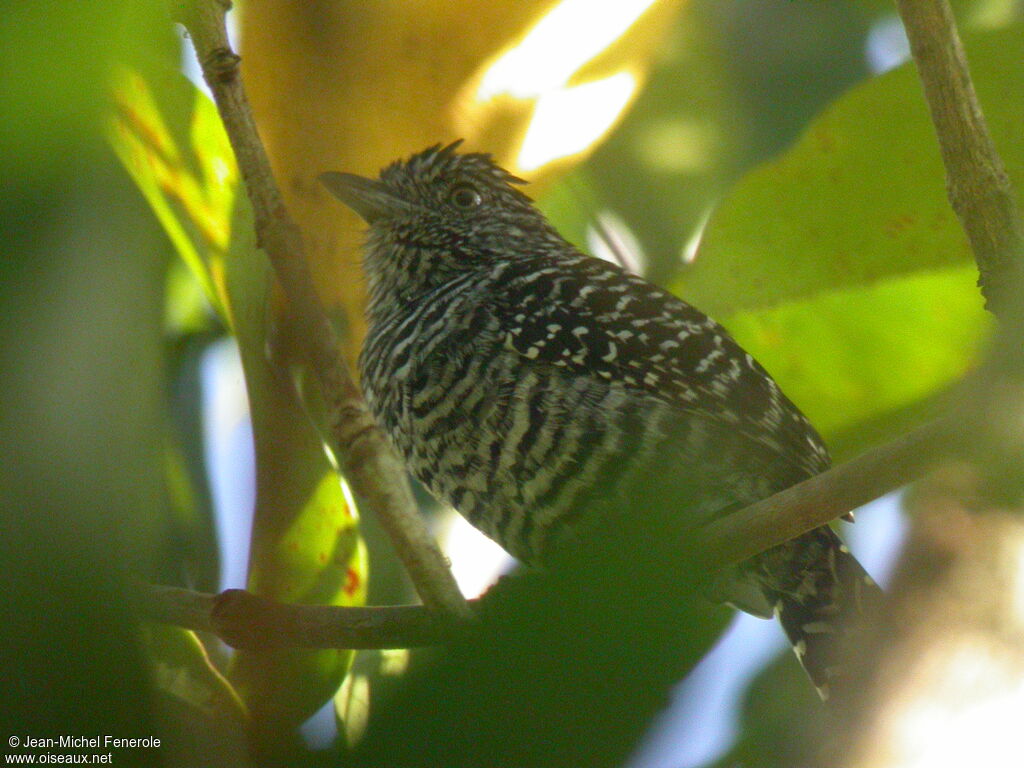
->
[109,70,232,317]
[709,646,827,768]
[544,0,877,282]
[1,0,170,758]
[354,522,732,768]
[144,625,251,766]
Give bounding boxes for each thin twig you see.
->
[894,0,1024,318]
[131,581,218,633]
[693,417,959,568]
[174,0,468,618]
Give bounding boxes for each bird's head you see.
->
[320,142,562,304]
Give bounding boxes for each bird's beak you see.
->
[318,171,405,224]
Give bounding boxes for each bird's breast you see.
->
[362,305,682,561]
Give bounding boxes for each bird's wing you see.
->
[491,255,830,480]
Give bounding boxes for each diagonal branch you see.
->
[173,0,468,618]
[694,416,958,568]
[135,415,959,649]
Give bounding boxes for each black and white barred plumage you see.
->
[321,142,879,698]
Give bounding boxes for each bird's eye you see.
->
[449,184,482,210]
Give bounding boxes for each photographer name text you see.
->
[13,738,160,750]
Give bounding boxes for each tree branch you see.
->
[134,414,960,649]
[693,416,958,568]
[173,0,468,618]
[894,0,1024,318]
[817,6,1024,761]
[894,0,1024,490]
[130,581,472,649]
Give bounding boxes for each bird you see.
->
[320,141,880,699]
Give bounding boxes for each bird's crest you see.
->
[384,140,528,189]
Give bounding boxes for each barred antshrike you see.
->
[320,142,879,699]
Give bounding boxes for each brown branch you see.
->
[895,0,1024,318]
[130,581,472,650]
[173,0,468,618]
[693,416,959,568]
[894,0,1024,491]
[135,415,960,649]
[819,9,1024,762]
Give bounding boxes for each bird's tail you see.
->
[755,526,882,700]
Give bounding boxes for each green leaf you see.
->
[189,91,238,249]
[221,199,368,731]
[164,258,214,335]
[229,471,367,728]
[146,625,248,721]
[335,672,372,748]
[143,626,251,765]
[114,68,370,732]
[680,24,1024,318]
[665,25,1024,454]
[725,264,990,457]
[109,68,232,321]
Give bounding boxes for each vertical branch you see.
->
[824,3,1024,764]
[895,0,1024,318]
[175,0,469,618]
